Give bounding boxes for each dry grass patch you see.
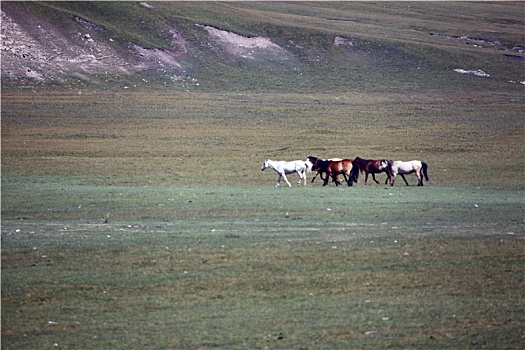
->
[2,92,524,187]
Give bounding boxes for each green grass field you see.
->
[2,181,524,349]
[2,91,524,349]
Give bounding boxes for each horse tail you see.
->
[351,160,360,183]
[385,160,394,184]
[421,161,429,181]
[387,160,394,175]
[305,160,313,173]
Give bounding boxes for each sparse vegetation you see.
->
[2,91,524,349]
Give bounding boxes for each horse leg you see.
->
[322,172,331,186]
[326,172,337,183]
[303,171,307,186]
[385,170,393,185]
[417,170,423,186]
[333,174,342,186]
[385,176,390,185]
[390,173,397,186]
[400,174,410,186]
[321,171,332,186]
[312,170,321,183]
[371,173,380,184]
[364,172,369,185]
[276,174,282,187]
[341,172,348,186]
[344,172,353,186]
[298,170,306,186]
[282,173,292,187]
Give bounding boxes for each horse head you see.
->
[261,159,269,171]
[306,156,320,170]
[306,155,317,162]
[379,159,389,171]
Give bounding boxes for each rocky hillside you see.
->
[1,2,223,89]
[2,1,299,90]
[2,1,524,93]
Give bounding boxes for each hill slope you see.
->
[1,1,524,93]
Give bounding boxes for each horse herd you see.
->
[261,156,429,188]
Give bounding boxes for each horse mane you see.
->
[353,157,365,174]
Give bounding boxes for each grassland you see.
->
[2,1,525,349]
[2,91,524,349]
[2,91,524,187]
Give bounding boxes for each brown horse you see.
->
[306,156,342,184]
[307,156,359,186]
[353,157,389,185]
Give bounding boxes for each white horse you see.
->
[261,159,309,187]
[386,160,429,186]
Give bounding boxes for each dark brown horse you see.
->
[307,156,359,186]
[353,157,389,185]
